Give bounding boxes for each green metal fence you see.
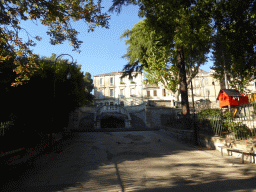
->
[197,103,256,140]
[197,115,225,137]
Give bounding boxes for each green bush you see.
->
[230,122,252,140]
[221,111,233,131]
[197,108,222,120]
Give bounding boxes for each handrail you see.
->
[118,96,144,105]
[96,105,131,120]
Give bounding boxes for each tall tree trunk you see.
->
[177,46,190,117]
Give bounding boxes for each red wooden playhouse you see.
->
[217,89,249,108]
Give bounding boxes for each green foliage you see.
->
[1,0,110,86]
[210,0,256,92]
[0,53,93,134]
[111,0,256,94]
[197,108,222,120]
[253,105,256,115]
[230,122,252,140]
[197,108,252,139]
[119,1,212,116]
[222,111,233,131]
[120,16,211,93]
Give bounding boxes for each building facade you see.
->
[188,69,225,103]
[93,71,144,106]
[94,69,255,109]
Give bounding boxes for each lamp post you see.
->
[49,54,73,149]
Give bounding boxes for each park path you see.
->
[2,130,256,192]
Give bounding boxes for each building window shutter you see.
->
[147,91,150,97]
[154,90,157,96]
[162,89,166,97]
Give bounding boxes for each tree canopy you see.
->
[0,53,93,133]
[210,0,256,92]
[119,1,212,115]
[0,0,110,86]
[114,0,256,116]
[120,15,212,92]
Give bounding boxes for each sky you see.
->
[19,2,214,86]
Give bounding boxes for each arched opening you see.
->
[100,115,125,128]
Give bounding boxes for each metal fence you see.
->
[197,103,256,140]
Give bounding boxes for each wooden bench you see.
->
[218,146,255,164]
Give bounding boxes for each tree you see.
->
[112,0,256,110]
[120,19,178,92]
[84,72,94,102]
[1,53,93,135]
[210,0,256,92]
[119,5,212,116]
[0,0,110,86]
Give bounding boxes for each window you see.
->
[120,89,124,96]
[130,88,135,96]
[99,90,104,99]
[120,77,124,84]
[254,82,256,90]
[147,91,150,97]
[110,89,114,97]
[206,89,210,96]
[195,81,199,87]
[100,78,103,85]
[110,102,114,105]
[162,89,166,97]
[154,90,157,96]
[205,78,208,85]
[129,76,134,81]
[120,101,124,106]
[110,77,114,85]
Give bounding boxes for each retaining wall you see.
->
[146,107,182,127]
[161,127,256,163]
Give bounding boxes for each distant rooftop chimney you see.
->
[117,70,119,73]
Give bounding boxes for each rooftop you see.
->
[94,71,142,77]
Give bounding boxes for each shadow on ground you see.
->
[1,131,256,192]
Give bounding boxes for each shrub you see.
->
[197,108,222,120]
[230,122,252,140]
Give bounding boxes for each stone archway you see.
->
[99,114,126,128]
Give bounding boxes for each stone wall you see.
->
[147,100,174,107]
[71,104,184,130]
[130,109,146,125]
[126,103,146,113]
[146,107,182,127]
[161,127,256,162]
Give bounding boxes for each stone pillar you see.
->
[94,121,101,129]
[145,107,152,128]
[125,120,131,128]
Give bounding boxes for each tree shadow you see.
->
[2,131,256,192]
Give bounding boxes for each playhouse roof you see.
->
[221,89,243,97]
[217,89,243,100]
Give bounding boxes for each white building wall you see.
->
[94,71,144,106]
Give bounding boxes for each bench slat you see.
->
[218,146,255,164]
